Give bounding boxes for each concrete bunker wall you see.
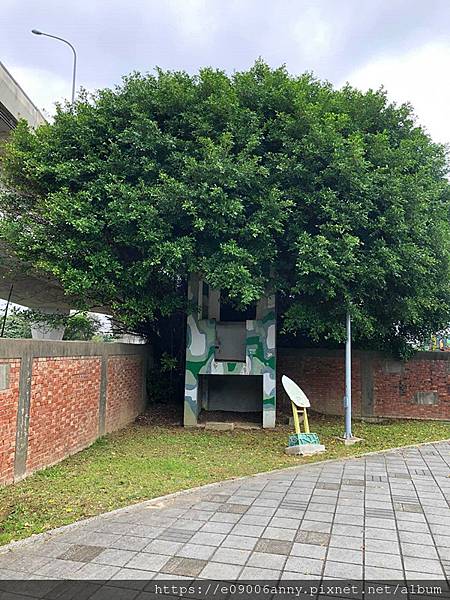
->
[184,275,276,428]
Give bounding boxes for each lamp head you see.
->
[31,29,43,35]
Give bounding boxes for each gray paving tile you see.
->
[365,517,396,529]
[285,556,324,576]
[268,517,300,529]
[396,520,430,533]
[247,552,287,570]
[398,531,435,545]
[33,558,84,578]
[199,520,237,534]
[222,535,258,551]
[401,542,438,559]
[189,532,226,546]
[295,530,330,545]
[111,536,150,552]
[231,524,265,537]
[21,541,71,559]
[429,522,450,536]
[162,557,206,577]
[262,527,296,541]
[79,532,122,547]
[334,513,364,526]
[211,547,251,565]
[245,506,277,517]
[217,504,248,514]
[299,520,332,534]
[176,543,215,560]
[200,561,242,579]
[58,544,105,563]
[303,511,334,523]
[252,498,280,508]
[239,514,272,526]
[403,556,444,575]
[323,560,362,579]
[127,526,163,539]
[73,563,120,580]
[365,552,403,571]
[291,543,327,559]
[255,538,292,555]
[239,565,281,579]
[364,566,404,581]
[434,534,450,547]
[0,554,51,574]
[326,548,363,564]
[316,482,339,490]
[157,530,193,543]
[365,539,400,554]
[126,553,170,572]
[169,519,204,531]
[274,508,306,519]
[142,540,183,555]
[307,503,335,513]
[92,549,137,567]
[331,524,364,537]
[209,512,241,524]
[93,521,134,535]
[329,535,363,550]
[437,546,450,561]
[110,567,156,583]
[365,527,398,541]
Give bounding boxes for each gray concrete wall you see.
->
[0,338,150,360]
[0,61,46,131]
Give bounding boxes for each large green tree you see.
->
[1,61,449,354]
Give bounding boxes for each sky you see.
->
[2,0,450,145]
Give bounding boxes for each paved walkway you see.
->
[0,441,449,589]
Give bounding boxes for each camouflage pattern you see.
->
[184,277,276,428]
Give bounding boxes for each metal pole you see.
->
[31,30,77,104]
[344,311,352,439]
[1,284,13,337]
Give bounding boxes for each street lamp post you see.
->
[31,29,77,104]
[344,311,352,439]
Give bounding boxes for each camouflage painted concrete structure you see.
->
[184,275,276,428]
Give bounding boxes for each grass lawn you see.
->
[0,415,448,546]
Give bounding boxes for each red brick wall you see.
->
[0,360,20,485]
[26,357,101,474]
[0,342,148,486]
[373,356,450,420]
[106,356,143,433]
[278,349,450,420]
[277,349,362,416]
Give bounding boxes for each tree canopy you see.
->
[1,61,449,354]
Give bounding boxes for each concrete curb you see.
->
[1,437,449,555]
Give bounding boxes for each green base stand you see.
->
[286,432,326,456]
[288,433,320,447]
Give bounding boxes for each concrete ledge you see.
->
[0,339,150,360]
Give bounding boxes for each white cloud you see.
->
[6,64,72,120]
[291,5,334,61]
[341,42,450,145]
[165,0,221,45]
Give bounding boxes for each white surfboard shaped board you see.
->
[282,375,311,408]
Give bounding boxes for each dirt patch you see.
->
[136,401,183,427]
